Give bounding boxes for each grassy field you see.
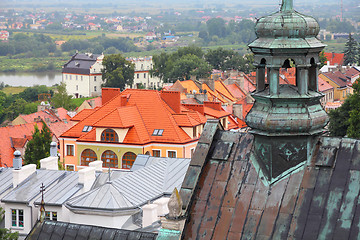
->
[70,97,95,107]
[1,86,27,95]
[0,56,68,72]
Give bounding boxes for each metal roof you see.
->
[26,220,158,240]
[33,171,82,206]
[66,157,190,211]
[0,168,13,195]
[177,120,360,239]
[62,53,101,75]
[2,170,70,204]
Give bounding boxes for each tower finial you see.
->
[280,0,293,12]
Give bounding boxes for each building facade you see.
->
[127,57,162,89]
[62,52,104,98]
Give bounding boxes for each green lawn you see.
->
[70,97,95,108]
[1,86,27,95]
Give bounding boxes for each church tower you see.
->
[246,0,329,182]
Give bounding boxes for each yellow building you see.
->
[60,88,207,171]
[319,72,353,101]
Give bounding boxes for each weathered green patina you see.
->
[246,0,329,181]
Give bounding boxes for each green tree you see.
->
[168,54,211,81]
[329,78,360,138]
[206,18,227,38]
[24,122,52,168]
[101,54,135,90]
[344,33,358,65]
[319,50,328,68]
[51,82,76,110]
[0,207,18,240]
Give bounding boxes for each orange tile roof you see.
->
[204,106,230,118]
[179,80,200,93]
[47,121,75,139]
[18,110,59,124]
[202,84,227,103]
[227,115,247,129]
[56,107,71,121]
[71,109,95,121]
[226,83,246,99]
[0,122,44,167]
[235,98,254,120]
[173,114,203,127]
[11,138,28,148]
[214,80,237,102]
[62,89,208,144]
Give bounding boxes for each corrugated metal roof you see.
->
[26,220,158,240]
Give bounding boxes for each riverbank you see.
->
[0,56,67,72]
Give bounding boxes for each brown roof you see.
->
[178,120,360,239]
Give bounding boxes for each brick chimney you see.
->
[102,88,121,105]
[204,101,222,111]
[160,91,181,113]
[183,104,205,115]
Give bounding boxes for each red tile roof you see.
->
[324,52,344,66]
[322,71,350,87]
[226,83,247,99]
[318,77,334,92]
[0,122,44,167]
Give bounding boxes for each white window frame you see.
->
[65,164,75,171]
[11,209,24,228]
[167,150,177,158]
[45,211,58,221]
[152,149,161,157]
[66,144,75,156]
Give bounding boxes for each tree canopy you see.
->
[51,82,76,110]
[151,46,254,83]
[344,33,359,66]
[329,78,360,138]
[24,121,52,168]
[101,54,135,90]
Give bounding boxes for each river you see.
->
[0,72,62,87]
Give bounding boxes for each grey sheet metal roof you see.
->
[62,53,101,75]
[92,170,130,189]
[0,168,13,195]
[66,182,135,212]
[66,157,190,211]
[33,171,82,206]
[2,170,67,204]
[26,220,158,240]
[131,155,177,172]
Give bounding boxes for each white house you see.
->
[127,57,162,89]
[62,52,104,98]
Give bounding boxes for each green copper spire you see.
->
[280,0,293,12]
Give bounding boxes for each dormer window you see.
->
[82,126,93,132]
[152,129,164,136]
[101,129,119,142]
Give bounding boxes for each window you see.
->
[66,164,75,171]
[66,75,68,80]
[137,74,139,79]
[66,145,74,156]
[76,76,78,80]
[101,129,119,142]
[168,151,176,158]
[191,148,195,157]
[11,209,24,228]
[70,75,72,80]
[122,152,136,169]
[101,150,118,168]
[81,76,83,81]
[144,73,146,78]
[152,150,160,157]
[152,129,164,136]
[94,76,97,81]
[82,125,93,132]
[193,127,197,138]
[141,64,144,70]
[81,149,97,166]
[94,86,97,92]
[45,211,57,221]
[76,85,78,91]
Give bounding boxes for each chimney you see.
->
[204,101,222,111]
[120,94,129,107]
[183,104,205,115]
[142,203,158,227]
[102,88,121,105]
[78,167,96,192]
[13,150,22,170]
[202,78,215,91]
[153,197,170,216]
[233,104,243,120]
[160,91,181,113]
[13,151,36,187]
[50,142,57,157]
[89,160,103,172]
[40,156,59,170]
